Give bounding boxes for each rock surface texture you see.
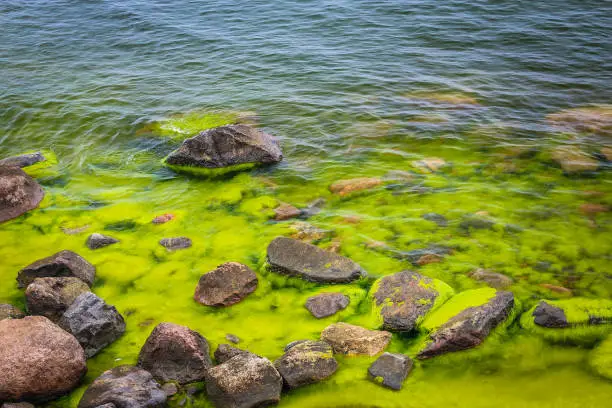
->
[305,292,350,318]
[159,237,192,250]
[17,250,96,288]
[274,340,338,389]
[532,301,569,328]
[321,322,392,356]
[0,166,44,223]
[194,262,258,307]
[214,344,258,364]
[0,152,46,168]
[25,277,91,322]
[86,233,120,250]
[368,352,413,390]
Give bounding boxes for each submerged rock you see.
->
[194,262,258,307]
[0,316,86,402]
[0,166,44,223]
[138,322,212,384]
[17,250,96,288]
[305,292,350,318]
[59,292,126,358]
[532,301,569,328]
[226,333,240,344]
[0,303,25,320]
[273,202,301,221]
[546,105,612,137]
[422,212,448,227]
[468,268,513,289]
[152,213,175,224]
[398,245,452,266]
[289,222,334,243]
[0,152,46,168]
[274,340,338,389]
[25,277,91,322]
[329,177,382,196]
[205,354,283,408]
[368,352,413,390]
[551,146,599,173]
[86,233,119,250]
[159,237,192,251]
[412,157,447,172]
[78,365,166,408]
[214,344,257,364]
[321,322,392,356]
[267,237,364,283]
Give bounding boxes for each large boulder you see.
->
[0,152,46,168]
[267,237,364,283]
[0,316,87,402]
[0,303,25,320]
[138,322,212,384]
[17,250,96,288]
[321,322,392,356]
[205,354,283,408]
[78,365,166,408]
[532,301,569,328]
[305,292,350,318]
[25,277,91,322]
[418,291,514,359]
[274,340,337,389]
[367,352,413,390]
[59,292,126,358]
[194,262,258,307]
[0,166,44,223]
[164,124,283,170]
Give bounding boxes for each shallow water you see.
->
[1,1,611,407]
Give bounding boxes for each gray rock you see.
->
[368,352,413,390]
[305,293,349,318]
[160,382,179,397]
[59,292,126,358]
[2,403,36,408]
[422,213,448,227]
[284,340,309,352]
[25,277,91,322]
[86,233,119,250]
[226,334,240,344]
[469,268,513,289]
[214,344,257,364]
[78,365,166,408]
[0,166,44,224]
[0,152,46,168]
[533,301,569,328]
[159,237,192,251]
[418,291,514,359]
[398,245,452,266]
[459,216,495,231]
[0,303,25,320]
[194,262,258,307]
[266,237,364,283]
[321,322,392,356]
[17,250,96,289]
[274,340,337,389]
[165,124,283,170]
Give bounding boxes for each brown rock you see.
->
[546,105,612,137]
[274,203,301,221]
[214,344,257,364]
[152,213,175,224]
[274,341,337,389]
[329,177,382,196]
[468,268,513,289]
[0,166,45,223]
[539,284,573,296]
[321,322,392,356]
[416,253,443,266]
[579,203,609,216]
[25,277,91,322]
[551,146,598,173]
[17,250,96,289]
[305,293,350,318]
[194,262,258,307]
[0,303,25,320]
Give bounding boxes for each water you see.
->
[1,1,611,407]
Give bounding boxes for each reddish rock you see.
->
[273,203,301,221]
[152,213,175,224]
[0,166,45,223]
[321,322,391,356]
[17,250,96,289]
[194,262,258,307]
[416,253,443,266]
[305,293,350,318]
[579,203,609,216]
[329,177,382,196]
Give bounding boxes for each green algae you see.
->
[144,110,242,139]
[590,334,612,381]
[421,288,498,331]
[162,160,259,178]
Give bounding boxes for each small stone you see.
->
[226,334,240,344]
[539,283,573,296]
[0,166,45,223]
[400,245,452,266]
[0,152,46,168]
[274,340,338,389]
[17,250,96,288]
[152,213,175,224]
[579,203,609,216]
[305,293,350,318]
[25,277,91,322]
[416,253,443,266]
[61,225,90,235]
[368,352,413,390]
[160,237,192,250]
[532,301,569,328]
[0,303,25,320]
[551,146,599,173]
[329,177,382,196]
[321,322,392,356]
[412,157,447,172]
[469,268,513,289]
[274,203,301,221]
[194,262,258,307]
[214,344,257,364]
[161,382,179,397]
[422,213,448,227]
[460,215,495,231]
[86,233,119,250]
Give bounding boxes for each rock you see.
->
[226,334,240,344]
[321,322,392,356]
[305,293,350,318]
[2,403,36,408]
[602,147,612,161]
[459,215,495,231]
[284,340,309,351]
[0,316,86,402]
[546,105,612,137]
[418,291,514,359]
[532,301,569,328]
[59,292,126,358]
[289,222,334,243]
[367,352,413,390]
[329,177,382,196]
[266,237,364,283]
[164,124,283,169]
[422,213,447,227]
[300,198,326,218]
[138,322,212,384]
[0,152,46,168]
[551,146,599,173]
[86,233,119,250]
[398,245,452,266]
[17,250,96,289]
[161,382,179,397]
[579,203,609,216]
[412,157,447,172]
[205,354,283,408]
[152,213,175,224]
[194,262,258,307]
[25,277,91,322]
[468,268,513,289]
[273,203,301,221]
[416,253,443,265]
[0,303,25,320]
[159,237,192,251]
[0,166,44,223]
[371,271,444,332]
[214,344,257,364]
[274,340,337,389]
[539,283,572,296]
[78,365,166,408]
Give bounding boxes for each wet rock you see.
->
[194,262,258,307]
[305,292,350,318]
[78,365,166,408]
[546,105,612,137]
[152,213,175,224]
[398,245,452,266]
[469,268,513,289]
[164,124,283,169]
[0,166,45,223]
[459,215,495,231]
[214,344,257,364]
[418,291,514,359]
[273,203,301,221]
[17,250,96,289]
[539,283,572,296]
[300,198,326,218]
[205,354,282,408]
[0,303,25,320]
[579,203,609,216]
[86,233,119,250]
[161,382,179,397]
[25,277,91,322]
[267,237,364,283]
[0,152,46,168]
[368,352,413,390]
[372,271,443,332]
[59,292,126,358]
[159,237,192,251]
[321,322,392,356]
[532,301,569,328]
[0,316,87,402]
[416,253,443,265]
[138,322,212,384]
[551,146,599,173]
[274,340,337,389]
[412,157,447,172]
[422,212,447,227]
[226,333,240,344]
[329,177,382,196]
[289,222,334,243]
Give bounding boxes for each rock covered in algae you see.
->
[274,340,338,389]
[329,177,382,196]
[273,202,301,221]
[86,233,119,250]
[138,322,212,384]
[214,344,258,364]
[78,365,166,408]
[17,250,96,289]
[0,165,44,223]
[0,152,46,168]
[159,237,192,251]
[532,301,569,328]
[546,105,612,137]
[1,403,36,408]
[194,262,258,307]
[0,316,87,402]
[305,292,350,318]
[368,352,413,390]
[550,146,599,173]
[25,277,91,322]
[0,303,25,320]
[321,322,392,356]
[266,237,365,283]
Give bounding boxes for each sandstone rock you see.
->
[267,237,364,283]
[17,250,96,288]
[468,268,513,289]
[194,262,258,307]
[368,352,413,390]
[0,152,46,168]
[551,146,599,173]
[0,316,86,402]
[321,322,392,356]
[214,344,257,364]
[274,340,337,389]
[138,322,212,384]
[86,233,119,250]
[0,303,25,320]
[159,237,192,251]
[273,203,301,221]
[25,277,91,322]
[0,166,44,223]
[305,293,350,318]
[329,177,382,196]
[416,253,443,265]
[532,301,569,328]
